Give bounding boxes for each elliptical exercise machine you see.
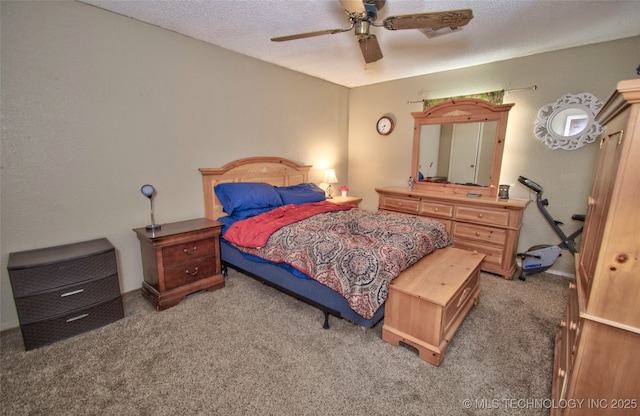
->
[516,176,584,281]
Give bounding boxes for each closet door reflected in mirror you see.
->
[420,122,497,185]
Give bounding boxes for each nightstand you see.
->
[327,195,362,207]
[133,218,224,311]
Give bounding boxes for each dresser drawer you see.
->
[443,265,480,335]
[455,206,510,227]
[164,256,218,290]
[452,222,507,246]
[9,251,117,297]
[452,239,504,266]
[380,196,419,213]
[20,297,124,350]
[420,201,454,218]
[162,238,216,267]
[14,274,121,324]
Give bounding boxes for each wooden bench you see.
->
[382,247,484,366]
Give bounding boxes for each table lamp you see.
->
[324,169,338,199]
[140,184,161,231]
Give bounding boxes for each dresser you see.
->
[7,238,124,350]
[550,79,640,414]
[133,218,224,310]
[376,187,528,279]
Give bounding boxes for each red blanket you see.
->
[224,201,352,248]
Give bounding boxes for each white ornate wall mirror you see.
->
[534,92,604,150]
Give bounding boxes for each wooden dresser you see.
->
[376,187,528,279]
[550,79,640,414]
[7,238,124,350]
[133,218,224,310]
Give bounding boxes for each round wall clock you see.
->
[376,116,394,135]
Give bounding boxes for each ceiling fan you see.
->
[271,0,473,64]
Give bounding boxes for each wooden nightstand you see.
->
[133,218,224,311]
[327,195,362,207]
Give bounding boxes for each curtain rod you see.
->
[406,85,537,104]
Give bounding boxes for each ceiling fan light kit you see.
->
[270,0,473,64]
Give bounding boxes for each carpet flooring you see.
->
[1,268,569,415]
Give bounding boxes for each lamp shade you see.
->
[324,169,338,184]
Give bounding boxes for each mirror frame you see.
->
[533,92,604,150]
[411,98,514,198]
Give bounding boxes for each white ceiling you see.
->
[82,0,640,88]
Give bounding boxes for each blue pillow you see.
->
[275,183,326,205]
[214,182,283,215]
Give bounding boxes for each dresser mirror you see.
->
[411,99,515,197]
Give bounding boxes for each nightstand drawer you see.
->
[162,238,216,266]
[164,256,218,290]
[14,274,121,324]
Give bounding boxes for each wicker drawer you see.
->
[420,201,454,218]
[452,222,507,246]
[380,196,419,213]
[14,273,121,324]
[9,250,117,297]
[455,206,510,227]
[20,297,124,350]
[164,255,218,290]
[162,238,216,266]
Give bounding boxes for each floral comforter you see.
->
[224,203,451,319]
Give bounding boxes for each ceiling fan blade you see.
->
[339,0,365,14]
[382,9,473,31]
[271,27,352,42]
[358,35,383,63]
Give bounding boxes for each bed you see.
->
[200,156,451,328]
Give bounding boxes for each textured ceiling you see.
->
[82,0,640,88]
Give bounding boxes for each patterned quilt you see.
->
[226,207,451,319]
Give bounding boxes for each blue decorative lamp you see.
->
[140,184,161,231]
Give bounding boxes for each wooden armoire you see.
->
[551,79,640,414]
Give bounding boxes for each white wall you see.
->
[0,1,349,330]
[348,36,640,276]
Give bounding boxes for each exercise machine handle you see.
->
[518,176,544,194]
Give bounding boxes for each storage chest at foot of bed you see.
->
[382,247,484,366]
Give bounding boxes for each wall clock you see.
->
[376,116,394,135]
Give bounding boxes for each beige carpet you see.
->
[1,268,568,416]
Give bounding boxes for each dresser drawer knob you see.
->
[66,313,89,323]
[558,368,566,378]
[184,247,198,255]
[61,289,85,297]
[185,267,199,276]
[433,207,439,212]
[477,213,483,218]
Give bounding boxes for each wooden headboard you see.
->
[199,156,312,220]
